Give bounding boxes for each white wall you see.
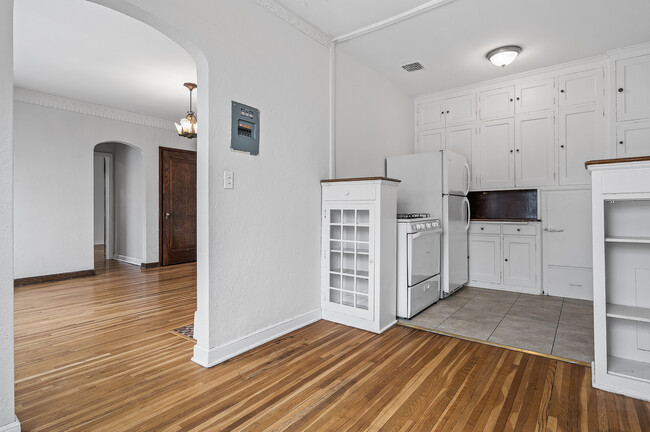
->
[93,153,105,245]
[13,93,196,278]
[335,48,415,178]
[114,144,144,262]
[0,2,18,430]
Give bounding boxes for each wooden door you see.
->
[160,148,197,266]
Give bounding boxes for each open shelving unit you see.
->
[588,157,650,401]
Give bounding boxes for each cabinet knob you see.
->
[505,258,508,262]
[619,141,624,145]
[560,145,565,148]
[480,227,484,230]
[516,97,520,100]
[560,89,565,93]
[618,88,624,93]
[446,110,450,114]
[510,149,514,153]
[441,111,445,114]
[517,228,521,231]
[510,98,513,102]
[516,149,520,152]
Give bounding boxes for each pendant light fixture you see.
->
[486,45,522,68]
[175,82,197,138]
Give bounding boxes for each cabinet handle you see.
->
[619,141,624,145]
[618,88,624,93]
[560,89,565,93]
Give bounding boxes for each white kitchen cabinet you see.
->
[616,120,650,157]
[478,86,515,120]
[468,234,501,284]
[558,105,606,185]
[476,118,515,188]
[446,124,477,190]
[515,112,555,187]
[416,127,445,153]
[445,94,476,125]
[515,78,555,114]
[503,236,537,288]
[542,189,593,299]
[616,54,650,121]
[468,221,541,294]
[558,68,605,107]
[416,95,475,130]
[588,158,650,402]
[321,178,398,334]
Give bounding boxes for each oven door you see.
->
[407,230,441,287]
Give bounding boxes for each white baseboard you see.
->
[113,254,141,266]
[191,308,321,368]
[0,417,21,432]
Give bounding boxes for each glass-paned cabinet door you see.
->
[323,203,374,320]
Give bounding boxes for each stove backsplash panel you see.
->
[468,189,539,220]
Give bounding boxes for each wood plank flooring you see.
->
[14,250,650,431]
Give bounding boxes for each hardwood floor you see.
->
[14,251,650,431]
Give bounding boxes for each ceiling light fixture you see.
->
[175,82,197,138]
[486,45,522,68]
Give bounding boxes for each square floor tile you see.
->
[436,294,472,309]
[406,310,452,329]
[462,297,514,315]
[436,317,496,341]
[559,309,593,329]
[488,326,555,354]
[507,303,561,323]
[472,288,520,304]
[561,299,594,315]
[497,314,558,333]
[555,322,594,344]
[448,307,505,327]
[515,294,563,310]
[453,286,477,299]
[552,337,594,363]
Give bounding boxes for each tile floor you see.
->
[399,286,594,363]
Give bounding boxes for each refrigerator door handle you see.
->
[463,161,471,195]
[463,197,471,231]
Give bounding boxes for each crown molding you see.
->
[251,0,331,47]
[13,87,176,131]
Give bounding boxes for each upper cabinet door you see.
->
[477,118,515,189]
[515,78,555,114]
[558,105,605,186]
[616,120,650,158]
[417,99,446,129]
[446,124,478,190]
[417,127,446,153]
[445,94,476,125]
[515,112,555,187]
[478,86,515,120]
[558,68,604,107]
[616,54,650,121]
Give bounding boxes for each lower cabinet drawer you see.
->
[408,275,440,318]
[469,223,501,235]
[502,224,536,236]
[322,184,376,201]
[545,266,593,300]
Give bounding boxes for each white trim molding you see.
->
[113,254,142,266]
[0,417,21,432]
[191,309,321,368]
[251,0,331,47]
[14,87,176,131]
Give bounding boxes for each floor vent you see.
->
[402,62,425,72]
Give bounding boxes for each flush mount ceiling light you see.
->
[486,45,522,68]
[175,82,197,138]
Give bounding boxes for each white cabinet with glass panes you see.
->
[588,157,650,402]
[321,178,399,333]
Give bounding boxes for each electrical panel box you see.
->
[231,101,260,155]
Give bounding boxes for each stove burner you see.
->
[397,213,431,220]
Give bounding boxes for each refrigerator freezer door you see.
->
[387,152,443,217]
[442,194,469,296]
[442,150,470,196]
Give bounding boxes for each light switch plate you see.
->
[223,170,234,189]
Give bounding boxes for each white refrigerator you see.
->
[387,151,470,298]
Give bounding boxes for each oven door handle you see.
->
[463,197,471,231]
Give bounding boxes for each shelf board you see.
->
[605,236,650,244]
[608,356,650,383]
[606,304,650,323]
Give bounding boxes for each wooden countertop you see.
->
[585,156,650,167]
[321,177,401,183]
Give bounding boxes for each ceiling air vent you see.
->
[402,62,425,72]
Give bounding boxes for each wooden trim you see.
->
[159,146,197,156]
[471,218,540,222]
[397,321,592,367]
[585,155,650,167]
[320,176,401,183]
[140,262,159,269]
[14,269,96,287]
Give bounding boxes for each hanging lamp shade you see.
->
[175,82,197,138]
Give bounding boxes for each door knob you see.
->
[165,212,171,219]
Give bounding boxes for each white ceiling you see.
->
[281,0,650,96]
[13,0,196,121]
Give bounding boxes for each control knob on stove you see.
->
[415,224,422,230]
[425,223,431,229]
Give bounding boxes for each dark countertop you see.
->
[471,218,540,222]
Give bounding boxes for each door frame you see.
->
[159,146,198,266]
[95,151,115,260]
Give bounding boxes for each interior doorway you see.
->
[159,147,197,266]
[93,151,114,262]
